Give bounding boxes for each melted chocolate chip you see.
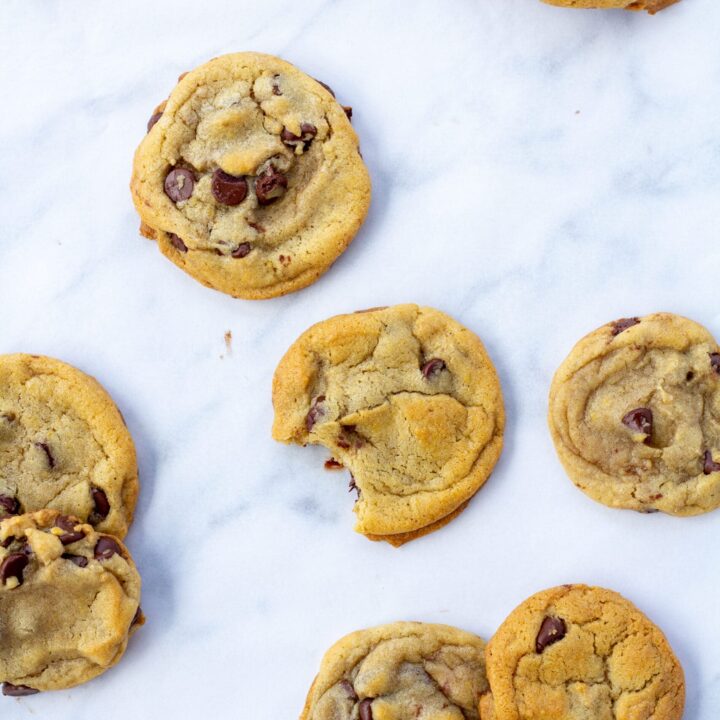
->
[622,408,653,439]
[703,451,720,475]
[94,536,122,560]
[211,169,249,206]
[359,698,374,720]
[55,515,85,545]
[611,317,640,336]
[164,167,195,202]
[0,495,19,518]
[34,442,55,469]
[1,537,14,549]
[247,221,265,234]
[281,123,317,150]
[421,358,446,379]
[272,75,282,96]
[315,79,336,97]
[343,106,353,120]
[324,458,344,470]
[2,683,39,697]
[147,111,163,133]
[305,396,326,432]
[255,165,288,205]
[710,353,720,375]
[231,242,252,259]
[167,233,188,253]
[0,553,29,586]
[62,553,88,568]
[340,680,358,701]
[89,487,111,524]
[535,616,567,653]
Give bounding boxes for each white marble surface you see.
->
[1,0,719,717]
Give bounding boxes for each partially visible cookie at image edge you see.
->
[301,622,488,720]
[483,584,684,720]
[0,510,143,695]
[540,0,680,14]
[0,354,138,538]
[548,313,720,516]
[131,52,371,300]
[272,304,505,545]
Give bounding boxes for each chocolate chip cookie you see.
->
[540,0,679,12]
[131,52,371,299]
[0,354,138,538]
[0,510,142,694]
[272,305,505,545]
[301,622,489,720]
[484,585,685,720]
[548,313,720,515]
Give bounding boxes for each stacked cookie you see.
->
[301,585,685,720]
[0,354,142,695]
[272,304,505,545]
[540,0,679,12]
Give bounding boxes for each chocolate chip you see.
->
[0,553,29,586]
[343,106,353,120]
[34,442,55,469]
[2,683,39,697]
[211,169,249,206]
[255,166,288,205]
[167,233,188,253]
[686,371,695,381]
[535,616,567,653]
[305,395,326,432]
[62,553,88,568]
[231,242,252,259]
[339,680,357,701]
[0,495,19,518]
[1,411,16,422]
[164,167,195,202]
[89,487,111,525]
[710,353,720,375]
[703,451,720,475]
[130,606,144,628]
[247,221,265,233]
[324,458,344,470]
[611,317,640,336]
[94,536,122,560]
[147,111,162,132]
[272,75,282,96]
[359,698,374,720]
[55,515,85,545]
[348,475,360,499]
[1,536,14,548]
[315,79,336,97]
[622,408,653,440]
[421,358,446,379]
[281,123,317,150]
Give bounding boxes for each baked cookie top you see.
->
[301,622,488,720]
[0,354,138,537]
[540,0,679,13]
[548,313,720,515]
[484,585,685,720]
[0,510,142,694]
[272,305,504,544]
[131,52,371,300]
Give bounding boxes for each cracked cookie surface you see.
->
[548,313,720,515]
[272,305,504,545]
[0,354,138,537]
[484,585,684,720]
[301,622,488,720]
[0,509,142,694]
[540,0,679,13]
[131,52,371,299]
